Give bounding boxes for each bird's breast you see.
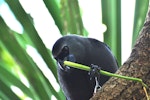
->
[57,67,95,100]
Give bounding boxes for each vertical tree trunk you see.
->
[91,7,150,100]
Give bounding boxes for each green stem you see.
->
[64,61,148,88]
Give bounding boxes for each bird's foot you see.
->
[88,64,101,93]
[94,77,101,93]
[88,64,101,80]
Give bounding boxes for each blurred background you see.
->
[0,0,149,100]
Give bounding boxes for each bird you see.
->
[52,35,118,100]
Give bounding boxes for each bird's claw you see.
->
[88,64,101,93]
[88,64,101,80]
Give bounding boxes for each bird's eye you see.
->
[57,46,69,60]
[62,46,69,55]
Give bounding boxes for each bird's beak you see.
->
[56,54,76,71]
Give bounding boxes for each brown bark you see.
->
[90,8,150,100]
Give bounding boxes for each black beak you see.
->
[56,54,76,71]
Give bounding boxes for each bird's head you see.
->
[52,35,82,71]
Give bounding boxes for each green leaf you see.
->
[101,0,121,66]
[60,0,85,35]
[0,80,20,100]
[43,0,63,33]
[0,62,33,99]
[132,0,149,47]
[5,0,58,81]
[0,16,60,100]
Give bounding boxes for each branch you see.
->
[64,61,147,88]
[89,7,150,100]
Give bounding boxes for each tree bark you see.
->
[90,7,150,100]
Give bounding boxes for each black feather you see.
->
[52,35,118,100]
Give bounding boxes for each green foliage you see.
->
[132,0,149,47]
[0,0,149,99]
[101,0,121,66]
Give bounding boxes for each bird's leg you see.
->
[94,77,101,93]
[88,64,101,93]
[88,64,101,80]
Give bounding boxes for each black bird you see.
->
[52,35,118,100]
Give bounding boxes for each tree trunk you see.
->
[90,7,150,100]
